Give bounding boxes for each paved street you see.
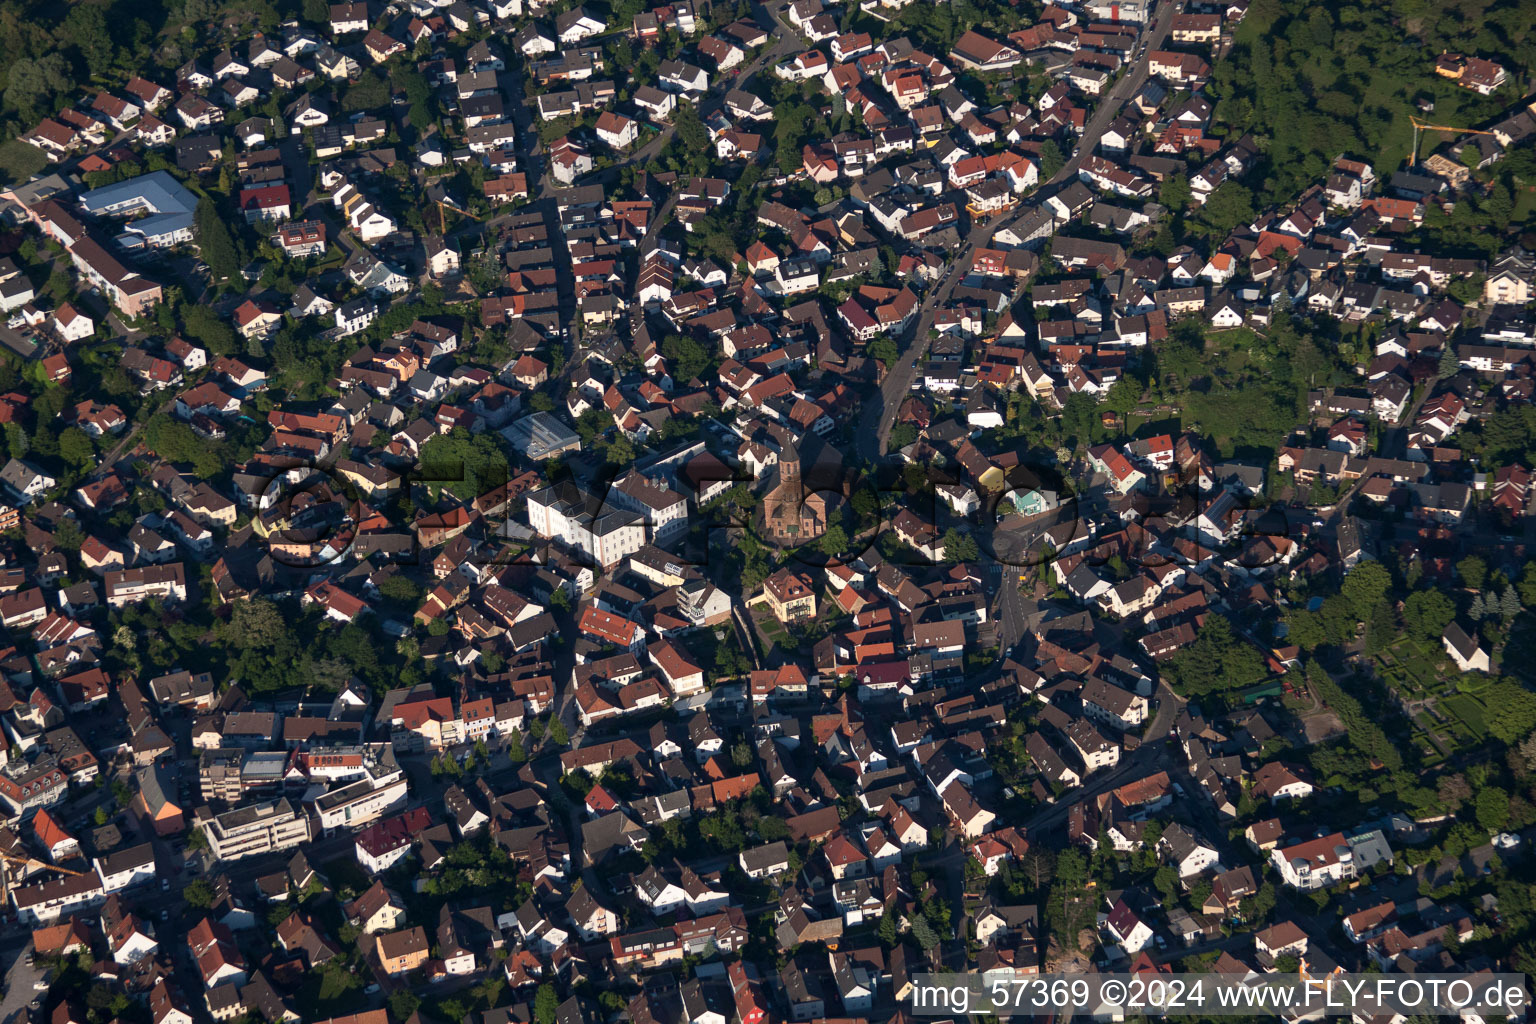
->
[853,1,1179,469]
[1012,682,1182,834]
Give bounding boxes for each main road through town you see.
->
[852,0,1178,467]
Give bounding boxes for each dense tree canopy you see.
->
[1162,614,1268,696]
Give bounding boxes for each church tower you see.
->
[778,441,801,491]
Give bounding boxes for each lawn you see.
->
[1439,693,1490,740]
[1514,185,1536,226]
[1377,636,1451,698]
[0,140,46,187]
[295,963,364,1020]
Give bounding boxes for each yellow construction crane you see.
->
[0,851,91,903]
[1409,116,1498,167]
[426,186,468,235]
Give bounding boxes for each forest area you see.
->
[1206,0,1536,220]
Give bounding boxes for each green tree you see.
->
[418,428,509,501]
[1,422,25,462]
[58,426,94,470]
[941,528,979,563]
[867,336,899,368]
[195,197,243,284]
[1103,376,1142,416]
[534,985,560,1024]
[1402,590,1456,643]
[3,54,75,123]
[58,4,114,77]
[674,99,710,158]
[1477,786,1511,832]
[180,304,237,356]
[184,878,216,908]
[819,524,849,557]
[1159,173,1191,213]
[1486,681,1536,743]
[389,991,422,1022]
[1363,599,1394,656]
[887,422,917,450]
[1195,181,1255,237]
[392,64,436,141]
[1457,555,1487,591]
[1438,344,1459,380]
[602,433,635,466]
[1284,608,1328,651]
[341,72,391,111]
[1038,139,1064,181]
[53,517,82,551]
[225,599,287,649]
[378,575,422,607]
[662,333,712,383]
[1163,614,1266,695]
[1341,561,1391,619]
[1519,562,1536,608]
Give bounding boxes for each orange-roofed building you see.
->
[578,606,644,649]
[32,917,91,956]
[32,807,78,861]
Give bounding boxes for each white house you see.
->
[54,304,94,341]
[1270,833,1354,891]
[1157,825,1221,879]
[658,59,709,94]
[556,7,607,43]
[335,298,379,336]
[1104,899,1155,953]
[1443,622,1490,673]
[1254,921,1309,963]
[0,458,57,504]
[95,843,157,892]
[329,2,369,34]
[633,866,689,915]
[595,111,639,148]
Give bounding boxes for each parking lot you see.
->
[0,938,45,1024]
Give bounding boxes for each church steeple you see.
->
[778,441,800,489]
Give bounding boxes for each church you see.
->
[761,440,840,544]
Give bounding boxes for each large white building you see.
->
[12,873,106,924]
[199,798,312,862]
[1271,832,1355,890]
[77,171,197,249]
[526,482,647,568]
[314,768,409,833]
[608,471,690,542]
